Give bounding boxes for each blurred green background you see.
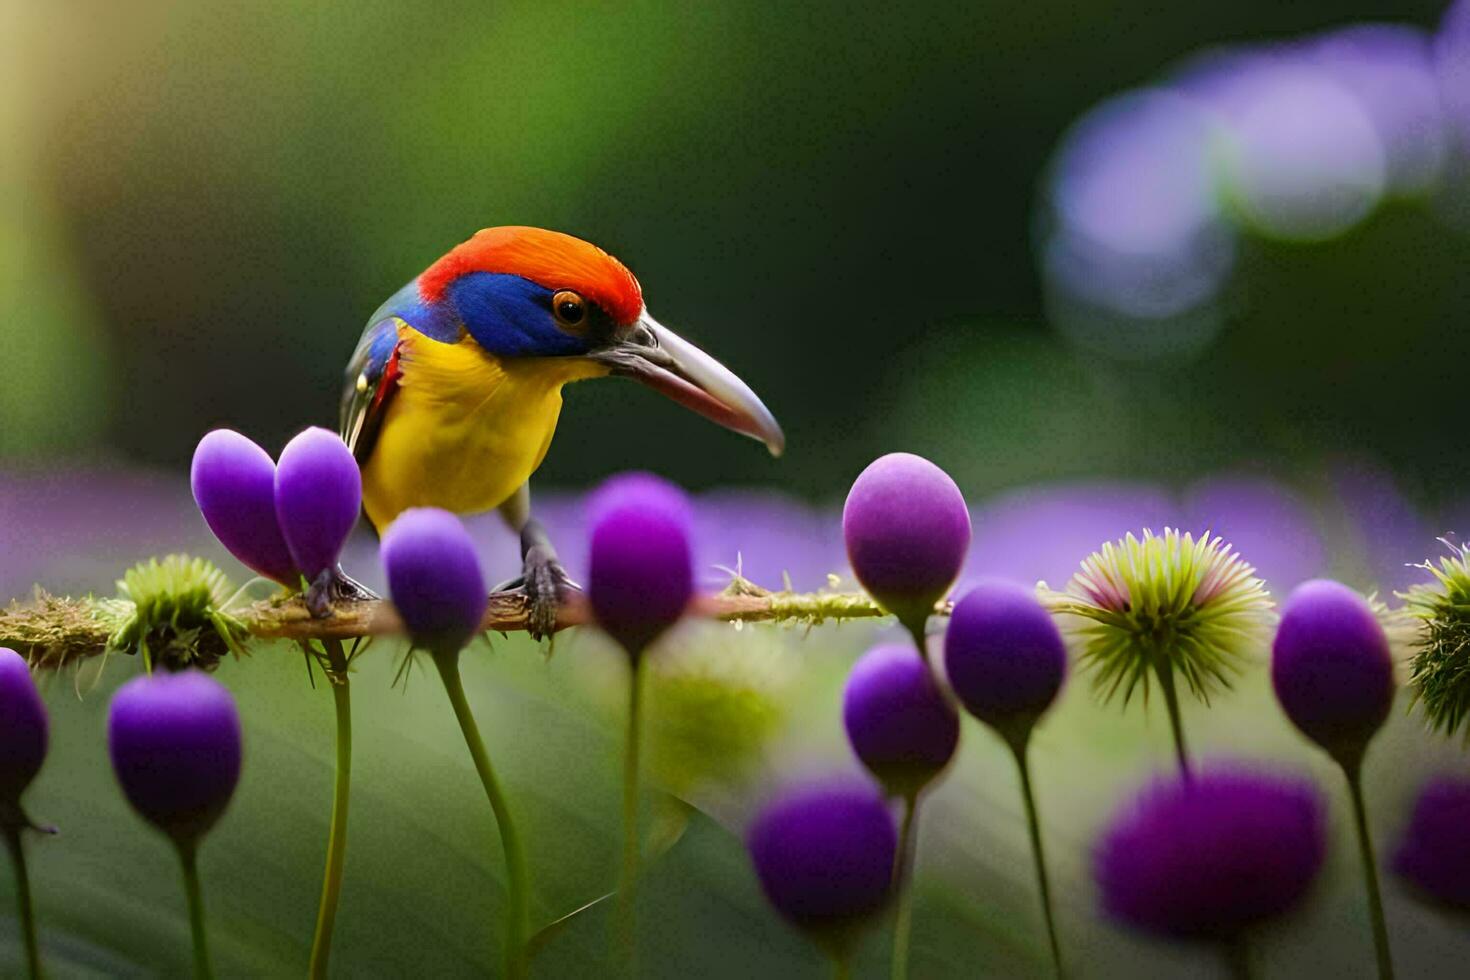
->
[6,0,1466,500]
[8,0,1470,977]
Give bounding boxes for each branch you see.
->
[2,580,918,671]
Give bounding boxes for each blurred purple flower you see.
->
[964,481,1175,591]
[382,508,488,657]
[0,468,200,597]
[1330,457,1431,594]
[108,669,242,847]
[190,429,298,586]
[1393,776,1470,913]
[1095,764,1325,942]
[1182,474,1325,592]
[692,490,843,594]
[587,473,694,658]
[746,779,896,947]
[843,644,959,797]
[0,648,48,815]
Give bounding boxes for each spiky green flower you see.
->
[108,555,248,672]
[645,626,795,795]
[1043,528,1274,706]
[1398,539,1470,740]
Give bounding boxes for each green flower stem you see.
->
[432,652,530,980]
[890,791,920,980]
[1223,937,1253,980]
[177,842,212,980]
[1152,656,1192,782]
[3,823,41,979]
[1008,735,1063,979]
[309,640,353,979]
[616,656,647,975]
[1343,760,1394,980]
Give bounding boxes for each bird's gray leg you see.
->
[495,483,577,640]
[306,564,378,619]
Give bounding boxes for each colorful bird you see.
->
[339,226,783,634]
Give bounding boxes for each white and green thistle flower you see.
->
[1398,539,1470,740]
[1044,528,1274,705]
[1042,528,1272,778]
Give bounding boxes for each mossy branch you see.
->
[1,562,932,672]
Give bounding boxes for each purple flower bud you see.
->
[746,781,896,949]
[842,453,971,631]
[190,429,298,585]
[843,645,959,797]
[586,473,694,657]
[1095,765,1325,942]
[1272,579,1394,765]
[943,580,1067,742]
[381,508,487,656]
[107,670,242,847]
[273,427,362,581]
[0,648,47,814]
[1392,776,1470,912]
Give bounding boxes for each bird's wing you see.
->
[339,317,405,464]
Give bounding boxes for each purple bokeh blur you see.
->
[1181,474,1326,592]
[1039,11,1462,362]
[1311,24,1448,197]
[0,457,1440,608]
[963,481,1174,591]
[1437,1,1470,151]
[1041,88,1234,360]
[0,468,199,599]
[1330,457,1433,594]
[1179,48,1387,242]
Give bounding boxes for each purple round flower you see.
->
[746,780,897,947]
[1095,765,1325,942]
[108,670,242,847]
[1393,776,1470,912]
[191,429,298,585]
[1272,579,1394,764]
[943,580,1067,742]
[274,427,362,581]
[0,648,48,813]
[843,644,959,797]
[843,453,971,632]
[382,508,488,656]
[586,473,694,657]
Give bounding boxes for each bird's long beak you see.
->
[591,312,785,457]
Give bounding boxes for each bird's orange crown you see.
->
[418,226,644,326]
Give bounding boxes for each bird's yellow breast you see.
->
[361,330,605,532]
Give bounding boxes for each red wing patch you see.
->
[370,343,401,414]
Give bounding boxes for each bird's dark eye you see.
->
[552,290,586,329]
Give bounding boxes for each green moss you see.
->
[107,555,248,672]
